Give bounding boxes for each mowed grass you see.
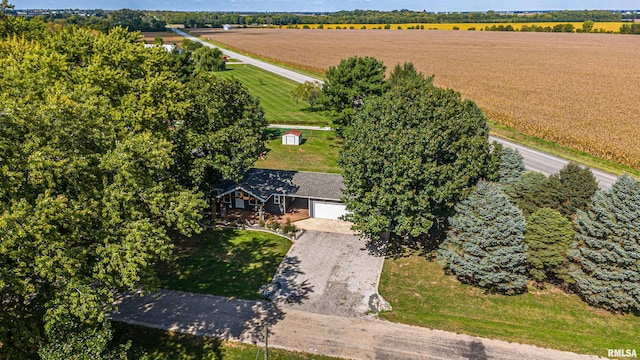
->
[215,64,331,126]
[112,322,342,360]
[379,255,640,357]
[255,128,342,174]
[157,229,291,300]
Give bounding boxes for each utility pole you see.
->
[264,326,269,360]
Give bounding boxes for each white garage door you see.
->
[313,202,348,220]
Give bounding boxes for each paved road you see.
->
[170,28,619,189]
[169,28,322,84]
[112,290,601,360]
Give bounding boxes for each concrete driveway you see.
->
[268,230,385,316]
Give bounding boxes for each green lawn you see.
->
[255,128,342,174]
[157,229,291,300]
[215,64,331,126]
[112,322,342,359]
[379,255,640,357]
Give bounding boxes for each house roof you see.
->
[282,130,302,137]
[215,168,344,202]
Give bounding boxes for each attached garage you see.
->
[311,201,348,220]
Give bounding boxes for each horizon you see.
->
[12,0,640,12]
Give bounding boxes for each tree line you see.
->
[319,55,640,313]
[0,5,265,358]
[154,9,626,27]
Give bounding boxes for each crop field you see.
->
[139,31,185,44]
[190,28,640,169]
[285,22,625,32]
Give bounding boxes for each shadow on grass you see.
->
[158,229,290,300]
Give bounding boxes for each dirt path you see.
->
[112,290,601,360]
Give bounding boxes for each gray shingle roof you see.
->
[215,168,344,201]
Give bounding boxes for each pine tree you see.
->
[569,175,640,313]
[498,148,526,185]
[526,208,575,285]
[553,162,599,218]
[439,181,528,294]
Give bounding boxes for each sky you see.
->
[14,0,640,12]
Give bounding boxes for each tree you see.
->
[568,175,640,313]
[582,20,595,33]
[192,46,226,72]
[292,81,322,109]
[525,208,575,285]
[321,56,388,136]
[339,78,501,250]
[388,61,433,88]
[551,162,599,218]
[172,73,267,195]
[498,148,525,185]
[0,26,209,358]
[439,181,528,294]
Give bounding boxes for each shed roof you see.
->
[282,130,302,137]
[215,168,343,202]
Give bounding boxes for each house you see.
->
[282,130,302,146]
[143,43,179,53]
[215,168,347,220]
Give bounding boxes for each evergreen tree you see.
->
[525,208,575,285]
[552,162,599,218]
[568,174,640,313]
[505,171,548,216]
[498,148,526,185]
[439,181,528,294]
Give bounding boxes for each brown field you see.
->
[139,32,185,44]
[191,28,640,169]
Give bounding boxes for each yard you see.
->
[157,229,291,300]
[215,64,331,126]
[111,322,341,359]
[379,254,640,357]
[255,128,342,174]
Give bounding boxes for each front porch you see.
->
[222,206,309,226]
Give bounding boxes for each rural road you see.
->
[169,28,322,84]
[112,290,601,360]
[169,27,619,189]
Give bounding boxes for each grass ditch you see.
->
[379,254,640,357]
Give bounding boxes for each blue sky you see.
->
[15,0,640,12]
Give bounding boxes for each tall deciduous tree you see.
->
[0,25,238,358]
[192,46,226,72]
[321,56,388,136]
[525,208,575,285]
[439,181,528,295]
[498,148,526,185]
[339,78,501,250]
[388,61,433,88]
[569,174,640,313]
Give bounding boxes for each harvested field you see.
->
[191,28,640,169]
[140,31,185,44]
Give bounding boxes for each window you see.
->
[248,198,258,206]
[223,197,231,204]
[273,195,282,205]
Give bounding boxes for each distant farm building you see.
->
[282,130,302,146]
[222,24,232,31]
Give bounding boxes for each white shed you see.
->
[282,130,302,146]
[222,24,232,31]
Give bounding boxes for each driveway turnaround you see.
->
[269,229,384,316]
[112,291,600,360]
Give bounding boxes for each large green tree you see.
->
[439,181,528,294]
[568,175,640,313]
[321,56,388,136]
[525,208,575,285]
[339,77,501,250]
[192,46,226,72]
[0,24,265,358]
